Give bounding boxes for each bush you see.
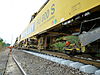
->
[51,42,66,52]
[50,35,81,52]
[56,36,80,47]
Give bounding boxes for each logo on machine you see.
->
[35,4,55,26]
[52,19,57,25]
[51,4,55,15]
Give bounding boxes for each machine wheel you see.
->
[71,49,76,55]
[64,50,71,55]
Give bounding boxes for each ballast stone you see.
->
[69,62,84,69]
[95,70,100,75]
[0,72,2,75]
[79,65,98,74]
[61,60,74,66]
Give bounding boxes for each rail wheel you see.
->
[64,50,71,55]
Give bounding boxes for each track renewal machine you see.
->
[14,0,100,56]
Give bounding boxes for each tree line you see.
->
[0,38,10,48]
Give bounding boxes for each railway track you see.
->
[12,55,27,75]
[4,54,27,75]
[13,49,99,75]
[42,51,100,68]
[23,48,100,68]
[19,48,100,75]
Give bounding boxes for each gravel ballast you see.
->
[13,49,92,75]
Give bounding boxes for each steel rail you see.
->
[12,55,27,75]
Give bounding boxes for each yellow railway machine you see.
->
[15,0,100,55]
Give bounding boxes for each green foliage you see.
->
[0,39,3,46]
[0,38,3,42]
[56,37,64,41]
[56,36,79,41]
[56,36,80,47]
[95,54,100,57]
[50,35,81,52]
[0,38,10,47]
[51,42,66,52]
[5,43,10,47]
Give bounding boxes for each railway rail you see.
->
[15,48,99,75]
[13,49,100,75]
[4,54,27,75]
[22,48,100,68]
[12,55,27,75]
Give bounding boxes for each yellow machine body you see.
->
[20,0,100,42]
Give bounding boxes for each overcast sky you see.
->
[0,0,47,45]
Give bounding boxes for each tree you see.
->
[0,38,3,42]
[0,38,10,47]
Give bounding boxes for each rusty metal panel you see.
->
[79,27,100,46]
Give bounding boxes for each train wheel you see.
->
[64,50,71,55]
[71,49,76,56]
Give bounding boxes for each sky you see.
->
[0,0,47,45]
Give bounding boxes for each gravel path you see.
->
[0,49,9,75]
[13,49,92,75]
